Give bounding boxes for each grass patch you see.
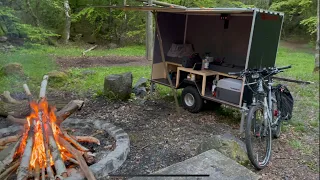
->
[289,139,302,149]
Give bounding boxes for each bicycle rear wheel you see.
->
[245,103,272,170]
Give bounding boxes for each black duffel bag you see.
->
[274,84,294,120]
[182,53,202,68]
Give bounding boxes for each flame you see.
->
[17,98,71,170]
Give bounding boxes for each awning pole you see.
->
[183,14,188,44]
[154,12,180,115]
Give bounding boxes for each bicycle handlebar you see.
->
[277,65,292,70]
[227,65,292,77]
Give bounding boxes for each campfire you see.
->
[0,75,98,180]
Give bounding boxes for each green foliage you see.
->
[300,16,317,35]
[270,0,317,39]
[0,6,59,43]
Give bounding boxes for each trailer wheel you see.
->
[181,86,203,113]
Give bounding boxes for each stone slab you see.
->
[130,149,260,180]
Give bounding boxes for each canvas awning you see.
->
[93,6,283,15]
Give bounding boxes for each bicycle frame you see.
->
[243,75,281,134]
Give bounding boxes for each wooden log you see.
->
[39,75,49,99]
[0,160,20,180]
[38,112,54,180]
[0,146,8,150]
[84,152,95,164]
[0,140,20,173]
[16,135,33,180]
[0,134,21,146]
[48,135,68,178]
[67,157,79,165]
[82,45,98,56]
[41,167,45,180]
[2,91,21,104]
[74,136,100,145]
[34,162,40,180]
[0,99,30,117]
[0,125,23,138]
[58,137,96,180]
[62,131,89,152]
[6,115,26,125]
[56,100,84,124]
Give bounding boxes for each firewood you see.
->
[82,45,98,56]
[34,162,40,180]
[41,167,45,180]
[38,112,55,180]
[0,160,20,180]
[58,137,96,180]
[67,157,79,165]
[2,91,21,104]
[62,131,89,152]
[0,146,8,150]
[56,100,84,124]
[48,135,68,178]
[74,136,100,145]
[0,125,23,138]
[84,152,95,164]
[0,139,21,173]
[0,99,30,117]
[0,134,21,146]
[39,75,49,99]
[16,134,33,180]
[6,115,27,125]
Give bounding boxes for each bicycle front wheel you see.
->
[245,103,272,170]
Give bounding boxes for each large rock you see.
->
[104,72,132,100]
[133,77,148,97]
[0,63,24,76]
[107,43,118,49]
[197,134,250,166]
[47,70,68,83]
[0,36,8,42]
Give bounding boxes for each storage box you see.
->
[216,78,242,104]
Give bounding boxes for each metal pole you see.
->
[146,0,154,61]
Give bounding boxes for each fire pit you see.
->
[0,75,130,180]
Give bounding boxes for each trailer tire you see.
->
[181,86,203,113]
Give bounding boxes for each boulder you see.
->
[47,70,68,83]
[196,134,250,166]
[0,36,8,42]
[0,63,24,76]
[104,72,132,100]
[133,77,148,97]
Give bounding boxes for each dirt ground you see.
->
[56,56,149,69]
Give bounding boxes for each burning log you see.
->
[34,162,40,180]
[0,134,21,146]
[58,137,96,180]
[17,122,34,180]
[47,128,68,178]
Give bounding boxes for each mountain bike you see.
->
[228,65,293,170]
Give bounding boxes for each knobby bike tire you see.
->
[245,103,272,170]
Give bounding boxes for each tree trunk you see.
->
[314,0,319,72]
[146,0,154,61]
[25,0,40,27]
[63,0,71,44]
